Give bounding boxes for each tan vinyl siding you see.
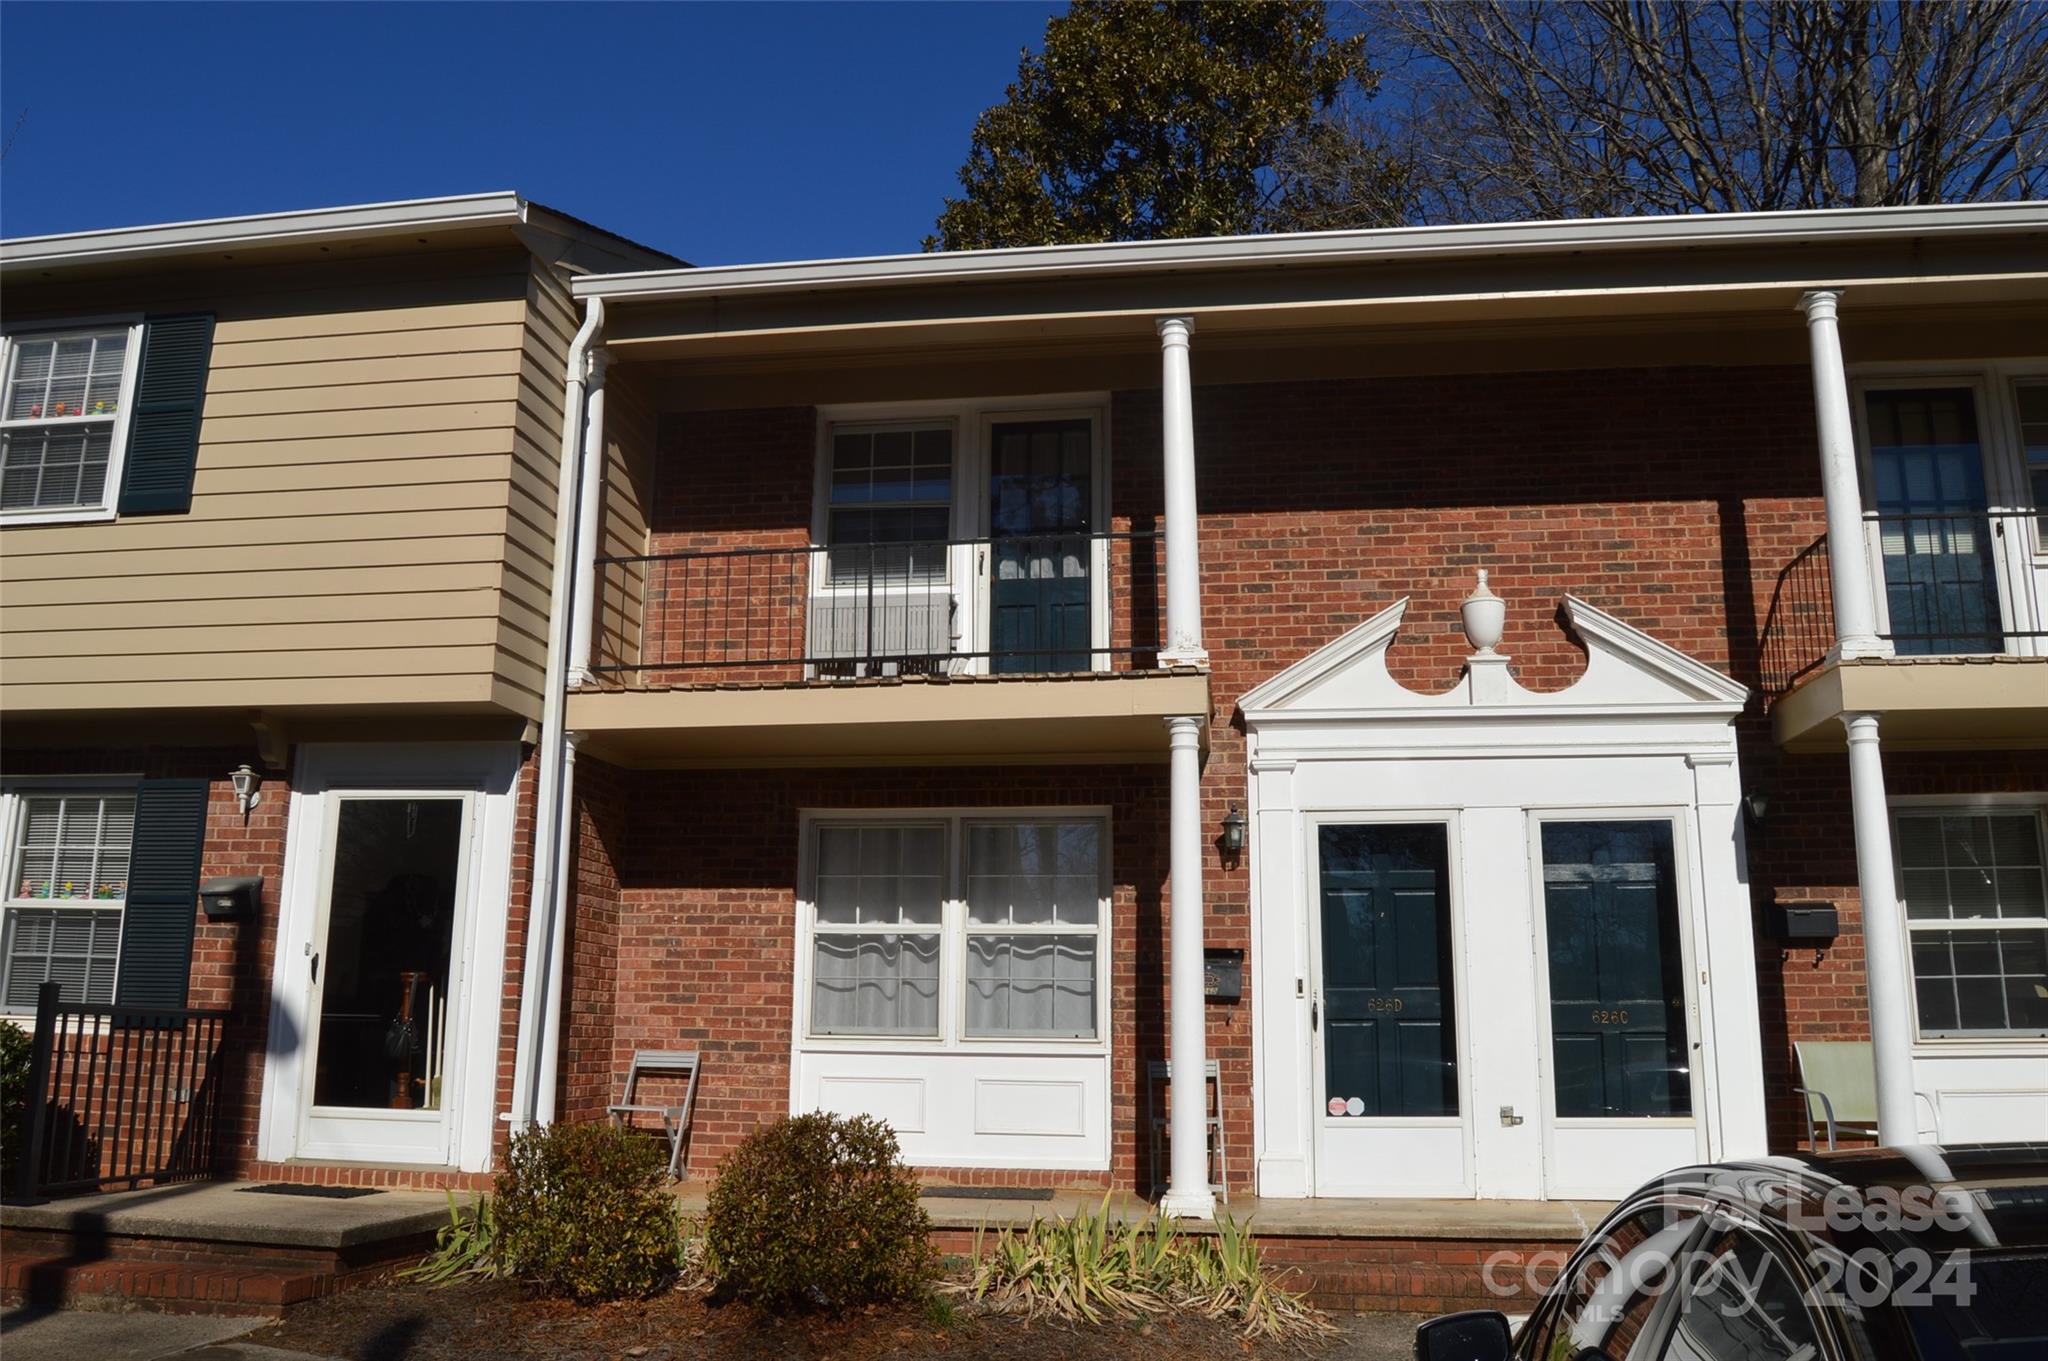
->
[0,245,561,719]
[594,376,655,673]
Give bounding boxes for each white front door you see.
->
[297,790,474,1163]
[1307,817,1471,1196]
[260,743,519,1171]
[1531,814,1705,1198]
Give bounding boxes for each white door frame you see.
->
[258,742,520,1172]
[1303,808,1476,1198]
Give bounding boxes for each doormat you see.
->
[237,1183,381,1200]
[919,1186,1055,1201]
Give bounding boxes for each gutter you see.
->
[509,295,605,1134]
[572,200,2047,304]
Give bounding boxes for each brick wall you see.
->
[572,362,2046,1192]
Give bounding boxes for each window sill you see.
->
[1910,1036,2048,1055]
[0,504,118,527]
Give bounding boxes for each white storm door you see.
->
[1308,819,1471,1197]
[1534,816,1704,1198]
[296,790,476,1164]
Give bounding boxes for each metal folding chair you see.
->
[607,1050,700,1178]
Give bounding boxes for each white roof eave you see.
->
[0,192,530,272]
[572,200,2048,304]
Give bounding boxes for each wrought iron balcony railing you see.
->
[1760,509,2047,697]
[590,530,1164,681]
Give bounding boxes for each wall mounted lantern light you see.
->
[1221,804,1247,856]
[231,763,263,819]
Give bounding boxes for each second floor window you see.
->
[2019,380,2048,552]
[825,425,953,585]
[1,327,141,518]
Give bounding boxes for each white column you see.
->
[1156,316,1207,667]
[567,349,610,686]
[1842,712,1918,1144]
[1161,713,1215,1219]
[1797,291,1887,660]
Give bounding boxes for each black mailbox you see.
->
[1203,948,1244,1002]
[199,875,262,921]
[1768,900,1838,943]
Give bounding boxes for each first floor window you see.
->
[805,814,1108,1043]
[2,790,135,1009]
[1896,807,2048,1038]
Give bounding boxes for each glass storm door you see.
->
[300,794,471,1162]
[986,419,1092,674]
[1310,823,1467,1196]
[1865,388,2005,655]
[1539,820,1699,1194]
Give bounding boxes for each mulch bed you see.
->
[243,1277,1424,1360]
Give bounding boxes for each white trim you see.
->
[0,320,146,525]
[575,201,2048,302]
[1241,591,1764,1201]
[0,193,526,271]
[0,784,137,1015]
[258,742,519,1172]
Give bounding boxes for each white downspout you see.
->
[509,295,603,1135]
[567,349,609,685]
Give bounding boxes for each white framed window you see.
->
[823,423,956,586]
[1,788,137,1010]
[801,810,1110,1046]
[0,322,145,523]
[1895,805,2048,1039]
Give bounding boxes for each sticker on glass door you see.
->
[1310,822,1466,1196]
[301,795,470,1162]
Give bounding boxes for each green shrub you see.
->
[400,1192,503,1286]
[970,1197,1330,1342]
[705,1111,935,1311]
[495,1122,679,1302]
[0,1021,29,1187]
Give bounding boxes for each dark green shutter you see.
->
[115,314,214,516]
[113,779,211,1009]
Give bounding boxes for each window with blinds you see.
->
[803,814,1109,1045]
[3,791,135,1008]
[0,327,139,516]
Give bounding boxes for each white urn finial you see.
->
[1461,570,1506,654]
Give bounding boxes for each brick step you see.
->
[0,1235,417,1317]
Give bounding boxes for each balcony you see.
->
[1763,510,2048,751]
[567,530,1210,766]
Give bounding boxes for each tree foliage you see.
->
[928,0,1396,250]
[1378,0,2048,221]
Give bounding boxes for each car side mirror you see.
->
[1414,1309,1514,1361]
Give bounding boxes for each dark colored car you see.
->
[1415,1143,2048,1361]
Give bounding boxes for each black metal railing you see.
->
[1760,509,2046,697]
[11,981,231,1200]
[592,530,1162,678]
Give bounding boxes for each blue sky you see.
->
[0,1,1064,264]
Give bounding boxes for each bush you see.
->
[0,1021,28,1187]
[495,1122,679,1302]
[706,1112,935,1311]
[970,1198,1331,1342]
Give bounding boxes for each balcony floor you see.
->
[1773,654,2048,752]
[568,667,1211,767]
